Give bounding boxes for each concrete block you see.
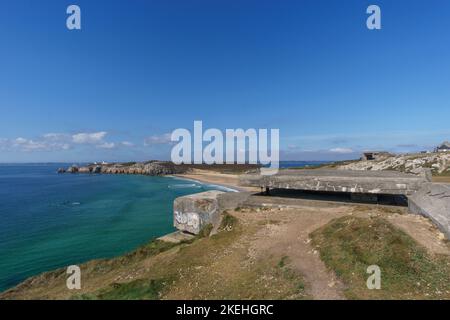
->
[408,183,450,239]
[158,231,195,243]
[174,190,225,234]
[240,169,427,196]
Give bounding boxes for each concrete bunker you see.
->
[361,151,392,161]
[239,169,449,239]
[258,188,408,206]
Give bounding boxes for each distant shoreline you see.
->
[170,175,240,192]
[172,169,260,193]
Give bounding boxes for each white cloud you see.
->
[329,147,354,154]
[7,136,70,152]
[43,133,70,141]
[97,142,115,149]
[1,131,137,154]
[72,132,107,144]
[15,137,27,144]
[144,133,172,146]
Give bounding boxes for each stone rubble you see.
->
[336,152,450,175]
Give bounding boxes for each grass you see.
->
[278,256,289,268]
[311,216,450,299]
[74,278,169,300]
[197,223,213,238]
[219,212,238,231]
[119,162,137,167]
[433,176,450,183]
[6,212,307,300]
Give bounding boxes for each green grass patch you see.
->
[219,213,238,231]
[278,256,290,268]
[87,240,179,275]
[74,278,169,300]
[311,216,450,299]
[119,162,137,167]
[197,223,213,238]
[121,240,179,262]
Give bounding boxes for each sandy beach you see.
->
[174,169,259,192]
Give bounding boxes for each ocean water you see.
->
[0,164,229,292]
[279,161,331,169]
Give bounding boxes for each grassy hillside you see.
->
[1,214,307,300]
[311,216,450,299]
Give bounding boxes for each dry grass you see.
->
[1,213,307,300]
[311,216,450,299]
[432,176,450,183]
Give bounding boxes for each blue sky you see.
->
[1,0,449,162]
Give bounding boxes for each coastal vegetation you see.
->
[311,216,450,299]
[2,199,449,300]
[1,212,307,300]
[2,155,449,300]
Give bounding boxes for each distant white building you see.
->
[436,141,450,152]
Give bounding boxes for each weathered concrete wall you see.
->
[173,191,225,234]
[408,183,450,239]
[240,169,427,196]
[173,191,251,235]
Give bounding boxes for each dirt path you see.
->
[386,213,450,255]
[231,201,450,299]
[233,206,348,299]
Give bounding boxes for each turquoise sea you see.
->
[0,164,231,292]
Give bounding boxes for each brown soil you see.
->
[233,206,348,299]
[432,176,450,183]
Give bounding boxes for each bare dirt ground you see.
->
[386,213,449,255]
[232,201,450,299]
[233,205,348,299]
[433,176,450,183]
[342,205,450,256]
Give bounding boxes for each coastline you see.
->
[0,167,233,294]
[2,165,450,299]
[0,170,256,296]
[172,169,259,193]
[170,175,240,192]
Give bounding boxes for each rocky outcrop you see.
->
[78,167,90,173]
[336,152,450,175]
[66,166,79,173]
[61,161,188,176]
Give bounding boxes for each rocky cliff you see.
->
[336,152,450,175]
[58,161,188,176]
